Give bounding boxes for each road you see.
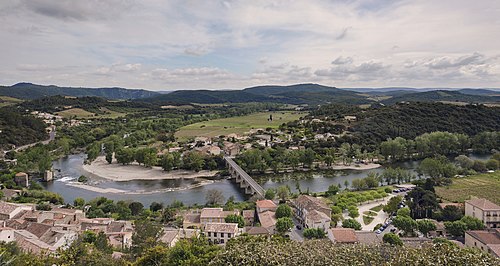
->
[14,127,56,152]
[288,216,304,242]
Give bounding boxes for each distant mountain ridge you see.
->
[144,83,371,105]
[0,83,160,100]
[1,82,499,105]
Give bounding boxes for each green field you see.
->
[0,96,23,107]
[56,107,126,119]
[435,172,500,205]
[175,111,306,140]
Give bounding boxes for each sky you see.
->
[1,0,500,91]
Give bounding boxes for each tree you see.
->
[276,217,294,234]
[129,201,144,216]
[161,154,175,171]
[351,178,367,191]
[444,221,467,237]
[115,148,135,165]
[364,174,379,188]
[460,215,485,230]
[397,207,411,217]
[301,148,316,168]
[348,206,359,218]
[265,189,275,200]
[472,160,487,173]
[326,184,339,196]
[342,218,361,230]
[393,216,417,236]
[276,186,290,201]
[183,151,204,172]
[331,213,342,227]
[417,219,436,237]
[276,204,292,219]
[455,155,474,169]
[225,214,245,228]
[105,152,113,164]
[206,189,225,205]
[485,159,499,170]
[441,205,463,221]
[383,196,403,214]
[150,202,163,212]
[74,197,85,208]
[383,233,403,246]
[303,228,326,239]
[130,219,163,258]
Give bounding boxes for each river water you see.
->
[43,153,491,207]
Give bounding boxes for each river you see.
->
[43,153,491,207]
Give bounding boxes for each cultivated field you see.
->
[56,107,126,119]
[435,172,500,205]
[175,111,306,140]
[0,96,22,107]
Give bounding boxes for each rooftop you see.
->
[160,230,179,244]
[329,228,358,243]
[0,202,22,216]
[204,222,238,233]
[308,210,330,222]
[200,208,223,218]
[258,210,277,229]
[295,195,330,212]
[466,198,500,210]
[245,226,271,235]
[466,230,500,245]
[256,200,277,210]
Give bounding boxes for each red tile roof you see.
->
[466,199,500,210]
[329,228,358,243]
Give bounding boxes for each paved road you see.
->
[289,217,304,242]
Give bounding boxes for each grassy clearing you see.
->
[0,96,23,107]
[370,204,384,212]
[56,108,95,118]
[56,107,126,119]
[175,111,306,140]
[363,215,374,225]
[363,211,378,217]
[435,171,500,205]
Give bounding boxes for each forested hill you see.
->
[382,90,500,104]
[0,107,48,149]
[141,83,371,105]
[308,102,500,149]
[0,83,159,100]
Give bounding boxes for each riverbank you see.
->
[83,156,218,181]
[66,179,216,194]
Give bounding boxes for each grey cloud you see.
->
[331,56,353,65]
[335,27,351,40]
[20,0,136,21]
[425,52,486,69]
[315,59,390,81]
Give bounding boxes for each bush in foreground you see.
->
[210,236,499,266]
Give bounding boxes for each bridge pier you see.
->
[224,156,265,198]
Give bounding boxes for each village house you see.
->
[194,145,221,156]
[256,200,278,213]
[242,210,255,226]
[183,212,202,229]
[328,228,358,244]
[244,226,272,236]
[204,222,239,245]
[465,229,500,258]
[465,198,500,229]
[160,230,180,247]
[14,172,29,187]
[199,208,238,226]
[293,195,331,231]
[223,141,242,156]
[0,202,34,220]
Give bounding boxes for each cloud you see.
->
[19,0,136,21]
[0,0,499,89]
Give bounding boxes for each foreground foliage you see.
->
[210,236,499,266]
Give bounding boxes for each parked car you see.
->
[390,228,397,233]
[393,189,400,193]
[296,225,302,230]
[375,229,382,234]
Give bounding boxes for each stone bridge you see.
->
[224,156,265,198]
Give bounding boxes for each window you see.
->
[214,232,217,237]
[221,239,224,244]
[221,233,224,238]
[228,233,232,238]
[208,232,211,237]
